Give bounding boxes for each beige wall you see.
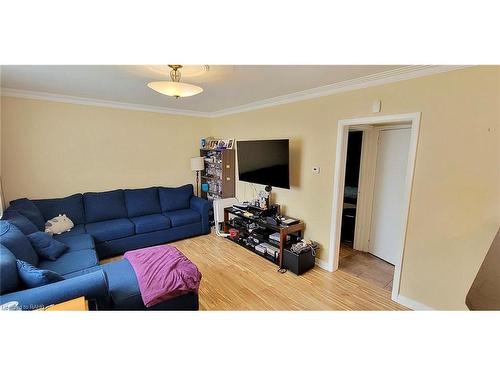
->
[208,66,500,310]
[1,66,499,309]
[0,97,207,202]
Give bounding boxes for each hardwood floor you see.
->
[102,232,407,310]
[339,243,395,291]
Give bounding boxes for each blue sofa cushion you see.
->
[7,198,45,231]
[0,245,18,294]
[130,214,171,234]
[163,209,201,227]
[16,260,64,288]
[102,259,142,309]
[33,193,86,225]
[38,249,99,276]
[57,234,95,252]
[53,224,86,240]
[1,210,39,235]
[27,231,68,261]
[0,221,39,265]
[83,189,127,223]
[85,218,135,242]
[124,187,161,217]
[158,184,193,212]
[63,265,103,279]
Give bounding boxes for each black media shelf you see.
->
[225,236,279,265]
[224,220,300,250]
[223,207,305,270]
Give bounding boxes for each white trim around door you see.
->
[327,112,421,305]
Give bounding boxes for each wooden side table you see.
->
[277,222,306,268]
[41,296,89,311]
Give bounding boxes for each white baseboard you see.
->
[395,294,434,311]
[315,258,333,272]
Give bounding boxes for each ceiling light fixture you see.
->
[147,65,203,98]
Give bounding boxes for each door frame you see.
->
[327,112,421,302]
[352,126,376,252]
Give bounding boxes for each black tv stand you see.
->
[223,206,305,269]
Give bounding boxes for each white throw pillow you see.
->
[45,214,74,235]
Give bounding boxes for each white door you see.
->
[369,127,411,265]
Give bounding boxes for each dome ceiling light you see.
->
[147,65,203,98]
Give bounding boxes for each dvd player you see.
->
[232,203,249,210]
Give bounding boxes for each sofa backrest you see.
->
[124,187,161,217]
[6,184,195,227]
[0,244,18,295]
[158,184,193,212]
[83,189,128,223]
[32,193,86,225]
[0,221,39,266]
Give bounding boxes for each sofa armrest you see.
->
[190,196,210,234]
[0,270,110,310]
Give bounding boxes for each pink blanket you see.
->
[123,245,202,307]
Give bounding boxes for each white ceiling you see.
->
[1,65,465,116]
[1,65,410,113]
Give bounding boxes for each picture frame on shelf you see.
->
[218,140,228,149]
[227,139,235,149]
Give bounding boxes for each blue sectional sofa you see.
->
[0,184,209,310]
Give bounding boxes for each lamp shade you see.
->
[148,81,203,98]
[191,157,204,171]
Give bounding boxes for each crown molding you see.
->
[0,88,211,118]
[209,65,472,117]
[1,65,472,118]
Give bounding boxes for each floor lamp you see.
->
[191,156,205,197]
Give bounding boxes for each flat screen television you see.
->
[236,139,290,189]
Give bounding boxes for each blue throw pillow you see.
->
[0,245,19,294]
[16,260,64,288]
[1,210,39,235]
[7,198,46,231]
[0,221,39,265]
[27,231,68,261]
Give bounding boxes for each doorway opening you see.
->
[339,129,395,291]
[328,113,421,303]
[340,131,362,247]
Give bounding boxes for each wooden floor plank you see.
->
[102,232,407,311]
[339,243,396,291]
